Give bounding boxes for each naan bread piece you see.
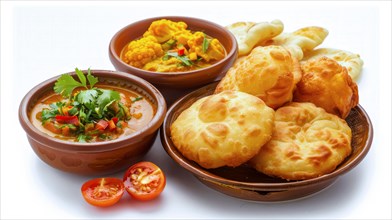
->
[226,20,284,56]
[302,48,364,80]
[250,102,352,181]
[294,56,359,119]
[170,90,275,169]
[263,26,329,60]
[215,45,302,109]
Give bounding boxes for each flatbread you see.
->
[226,20,284,56]
[302,48,364,80]
[263,26,329,60]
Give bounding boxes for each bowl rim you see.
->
[108,15,238,76]
[19,69,167,152]
[160,82,374,191]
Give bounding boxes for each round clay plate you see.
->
[160,82,373,202]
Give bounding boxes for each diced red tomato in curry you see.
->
[95,119,109,130]
[55,115,79,126]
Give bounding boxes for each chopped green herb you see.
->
[164,51,193,66]
[76,89,98,105]
[54,68,98,98]
[202,35,210,53]
[42,68,133,142]
[75,68,87,88]
[41,102,64,123]
[86,69,98,88]
[54,74,83,98]
[99,134,112,140]
[96,89,120,112]
[41,109,57,122]
[176,56,193,66]
[132,96,143,103]
[67,106,78,116]
[162,54,170,61]
[165,39,177,47]
[77,134,91,143]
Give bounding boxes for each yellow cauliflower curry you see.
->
[121,19,226,72]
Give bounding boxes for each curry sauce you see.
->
[120,19,226,72]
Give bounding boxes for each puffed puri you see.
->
[249,102,352,181]
[215,45,302,110]
[170,90,275,169]
[294,56,359,119]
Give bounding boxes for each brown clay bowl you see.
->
[108,16,238,105]
[160,82,373,202]
[19,70,167,176]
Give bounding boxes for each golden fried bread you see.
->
[226,20,284,56]
[263,26,329,60]
[170,90,275,169]
[250,102,352,181]
[294,56,359,118]
[303,48,364,80]
[215,45,302,109]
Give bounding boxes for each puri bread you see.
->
[215,45,302,109]
[226,20,284,56]
[294,56,359,118]
[302,48,364,80]
[263,26,329,60]
[250,102,352,181]
[170,90,275,169]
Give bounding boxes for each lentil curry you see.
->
[30,69,156,143]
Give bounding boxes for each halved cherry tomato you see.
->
[123,161,166,201]
[81,177,124,207]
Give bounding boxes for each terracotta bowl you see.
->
[109,16,238,105]
[19,70,167,176]
[160,82,373,202]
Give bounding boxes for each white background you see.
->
[1,1,391,219]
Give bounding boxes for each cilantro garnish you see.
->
[202,35,210,53]
[54,68,98,98]
[41,102,64,123]
[52,68,123,123]
[41,68,132,142]
[131,96,143,103]
[163,51,193,66]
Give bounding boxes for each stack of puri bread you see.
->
[170,19,363,181]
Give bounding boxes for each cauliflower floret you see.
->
[187,32,205,56]
[173,31,193,46]
[188,32,225,62]
[123,36,163,68]
[144,19,188,43]
[206,39,226,61]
